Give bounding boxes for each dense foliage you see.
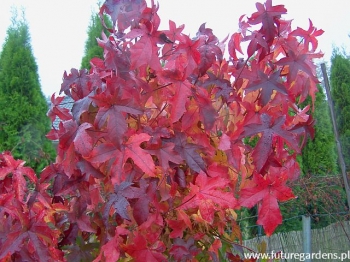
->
[0,12,55,173]
[0,1,323,261]
[330,50,350,169]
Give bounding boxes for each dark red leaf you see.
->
[248,0,287,43]
[245,70,287,106]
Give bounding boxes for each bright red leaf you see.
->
[239,169,295,235]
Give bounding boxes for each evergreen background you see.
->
[0,11,55,173]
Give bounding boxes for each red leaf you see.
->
[60,68,89,97]
[169,80,192,123]
[104,181,141,222]
[94,227,129,262]
[275,50,318,83]
[169,238,199,261]
[125,234,167,262]
[145,142,183,172]
[0,153,37,201]
[196,91,218,131]
[0,230,27,260]
[168,220,187,238]
[73,122,93,157]
[248,0,287,43]
[124,133,155,176]
[245,70,287,106]
[163,20,185,43]
[130,34,161,70]
[180,172,237,223]
[241,113,297,172]
[176,35,203,78]
[290,19,324,52]
[132,178,157,225]
[228,32,243,60]
[239,170,295,235]
[168,132,206,173]
[47,94,72,122]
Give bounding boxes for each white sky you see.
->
[0,0,349,98]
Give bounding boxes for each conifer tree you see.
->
[301,87,338,174]
[330,50,350,170]
[0,10,55,172]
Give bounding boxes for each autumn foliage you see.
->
[0,0,323,261]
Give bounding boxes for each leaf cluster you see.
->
[0,0,323,260]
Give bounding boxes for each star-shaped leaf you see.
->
[239,169,295,235]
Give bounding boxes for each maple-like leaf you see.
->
[171,81,192,123]
[248,0,287,43]
[245,70,287,106]
[245,31,269,58]
[129,34,162,71]
[169,238,199,261]
[168,132,206,173]
[228,32,244,60]
[168,219,188,239]
[73,122,93,157]
[124,133,156,176]
[176,35,203,78]
[91,86,143,148]
[47,94,72,122]
[92,85,143,127]
[0,153,37,202]
[94,226,129,262]
[132,178,158,225]
[125,234,167,262]
[60,68,90,98]
[203,72,233,102]
[196,90,218,131]
[145,142,182,172]
[180,172,237,223]
[290,19,324,52]
[100,0,146,32]
[240,113,298,172]
[163,20,185,43]
[196,23,223,75]
[71,93,94,122]
[104,181,141,222]
[0,201,61,261]
[239,169,295,235]
[275,50,318,83]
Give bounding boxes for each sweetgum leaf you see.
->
[169,81,192,123]
[180,172,237,223]
[124,133,155,176]
[145,142,183,172]
[275,50,318,83]
[248,0,287,43]
[71,94,93,122]
[130,34,162,71]
[125,234,167,262]
[245,70,287,106]
[169,238,198,261]
[241,113,297,172]
[73,122,93,157]
[104,181,141,222]
[290,19,324,52]
[239,171,295,236]
[168,132,206,173]
[0,230,26,260]
[47,94,72,122]
[60,68,89,97]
